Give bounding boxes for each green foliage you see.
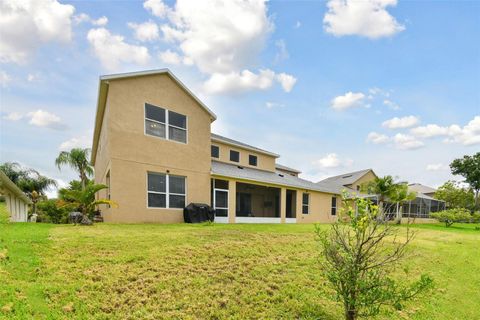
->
[316,195,433,320]
[434,181,475,210]
[430,208,472,227]
[55,148,93,189]
[61,181,116,222]
[0,162,57,197]
[450,152,480,209]
[37,199,70,224]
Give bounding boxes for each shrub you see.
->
[430,208,472,227]
[37,199,69,224]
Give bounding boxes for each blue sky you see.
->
[1,0,479,196]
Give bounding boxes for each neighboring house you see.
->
[408,183,437,198]
[317,169,377,193]
[0,171,31,222]
[317,169,445,219]
[91,69,340,223]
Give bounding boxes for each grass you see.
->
[0,218,479,319]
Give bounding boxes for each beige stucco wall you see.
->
[211,140,276,172]
[94,73,213,223]
[349,170,377,191]
[296,190,339,223]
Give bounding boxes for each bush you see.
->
[430,208,472,227]
[37,199,69,224]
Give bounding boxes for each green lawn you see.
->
[0,218,479,319]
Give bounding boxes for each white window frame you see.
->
[146,172,187,210]
[302,193,309,215]
[144,103,188,144]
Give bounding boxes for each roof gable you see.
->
[91,69,217,165]
[318,169,377,187]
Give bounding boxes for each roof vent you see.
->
[278,173,284,177]
[342,175,353,179]
[237,166,244,169]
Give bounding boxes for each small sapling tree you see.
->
[316,194,433,320]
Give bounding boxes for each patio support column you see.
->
[228,180,236,224]
[280,187,287,223]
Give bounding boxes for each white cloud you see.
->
[294,21,301,29]
[383,99,400,110]
[144,0,169,18]
[276,73,297,92]
[93,16,108,26]
[313,153,353,168]
[331,91,365,110]
[87,28,150,71]
[3,112,23,121]
[426,163,448,171]
[410,116,480,146]
[410,124,448,138]
[59,135,91,150]
[145,0,295,94]
[128,21,159,42]
[393,133,424,150]
[382,115,420,129]
[204,69,276,94]
[366,132,389,144]
[27,109,66,130]
[323,0,405,39]
[1,71,11,87]
[274,39,289,63]
[75,14,108,26]
[158,49,182,65]
[0,0,75,64]
[266,102,284,109]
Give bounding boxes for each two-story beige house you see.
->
[91,69,343,223]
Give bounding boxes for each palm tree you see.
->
[0,163,58,215]
[389,183,416,223]
[62,182,116,224]
[361,176,398,218]
[55,148,94,190]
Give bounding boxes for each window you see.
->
[331,196,337,216]
[230,150,240,162]
[145,103,187,143]
[302,193,309,214]
[211,145,219,158]
[147,172,186,209]
[168,110,187,143]
[249,155,257,166]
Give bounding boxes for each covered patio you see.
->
[211,178,297,223]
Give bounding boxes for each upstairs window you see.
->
[145,103,187,143]
[302,193,309,214]
[230,150,240,162]
[249,155,257,166]
[168,110,187,143]
[331,196,337,216]
[211,145,219,158]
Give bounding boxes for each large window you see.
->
[302,193,309,214]
[331,196,337,216]
[145,103,187,143]
[147,172,186,209]
[249,155,257,166]
[230,150,240,162]
[211,145,219,158]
